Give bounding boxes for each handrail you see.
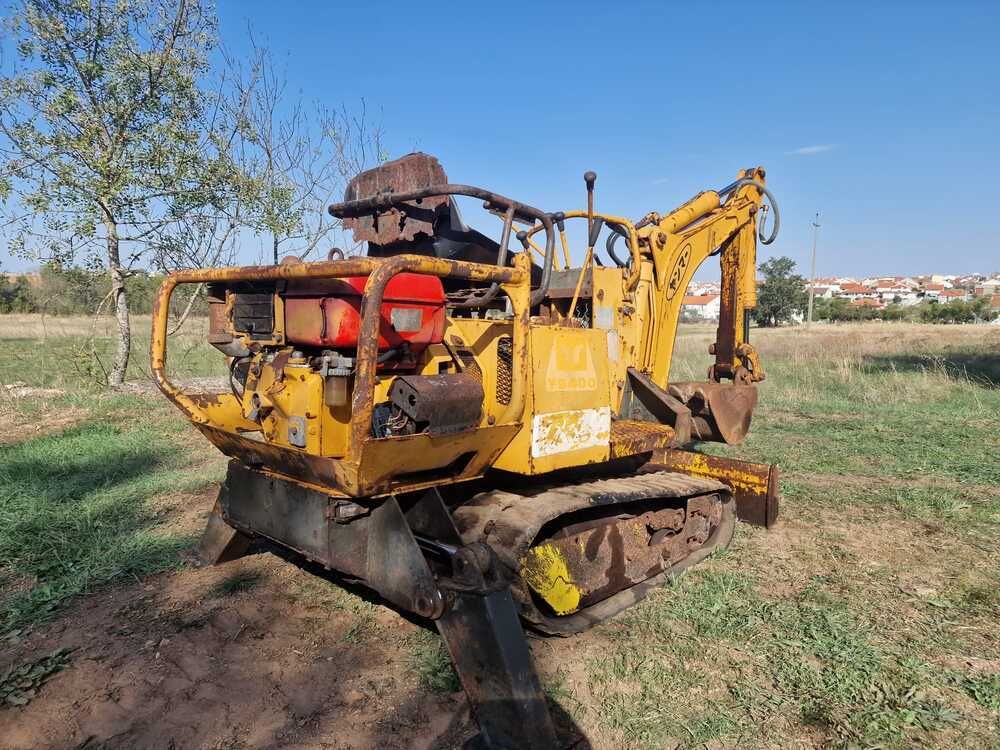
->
[150,255,531,436]
[329,183,555,307]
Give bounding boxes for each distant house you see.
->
[838,282,876,300]
[681,294,721,320]
[872,280,917,303]
[813,277,841,292]
[930,274,955,287]
[974,279,1000,297]
[850,298,884,309]
[807,285,834,299]
[922,283,945,299]
[939,289,970,303]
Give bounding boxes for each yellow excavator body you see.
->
[151,152,781,748]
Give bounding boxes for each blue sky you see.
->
[212,0,999,278]
[3,1,997,278]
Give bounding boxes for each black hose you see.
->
[377,344,405,365]
[605,223,630,268]
[229,356,248,400]
[718,178,781,245]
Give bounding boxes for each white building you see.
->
[681,293,721,320]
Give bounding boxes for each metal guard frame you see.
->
[150,253,533,494]
[328,183,556,307]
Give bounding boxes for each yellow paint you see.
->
[676,452,768,493]
[152,167,775,496]
[520,544,582,615]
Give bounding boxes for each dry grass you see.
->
[0,313,208,340]
[673,322,1000,407]
[0,315,997,748]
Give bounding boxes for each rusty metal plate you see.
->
[388,373,484,435]
[341,152,449,245]
[648,448,779,528]
[609,419,677,459]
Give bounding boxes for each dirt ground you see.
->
[4,495,986,750]
[0,491,481,750]
[0,487,599,750]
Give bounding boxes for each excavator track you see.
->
[454,471,735,635]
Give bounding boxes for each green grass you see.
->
[209,570,265,597]
[406,628,460,693]
[0,395,224,632]
[578,324,1000,748]
[1,316,998,748]
[589,567,977,749]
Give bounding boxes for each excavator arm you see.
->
[637,165,778,386]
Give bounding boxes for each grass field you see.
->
[0,315,997,748]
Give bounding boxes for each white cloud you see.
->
[785,144,836,156]
[650,176,670,185]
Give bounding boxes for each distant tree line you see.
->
[0,263,204,317]
[750,257,996,327]
[813,296,997,324]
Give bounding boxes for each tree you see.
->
[0,0,222,385]
[752,257,808,327]
[145,40,386,335]
[226,41,385,264]
[0,269,35,313]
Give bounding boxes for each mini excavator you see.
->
[151,153,781,749]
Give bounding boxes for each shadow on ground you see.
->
[863,351,1000,387]
[0,540,593,750]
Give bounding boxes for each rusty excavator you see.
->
[151,153,781,749]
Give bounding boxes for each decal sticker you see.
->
[531,407,611,458]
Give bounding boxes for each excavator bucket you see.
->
[668,381,759,445]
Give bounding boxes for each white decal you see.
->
[531,407,611,458]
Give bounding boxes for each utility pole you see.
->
[806,212,820,327]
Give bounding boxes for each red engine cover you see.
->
[283,273,446,352]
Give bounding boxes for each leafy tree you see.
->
[752,256,808,327]
[919,297,996,324]
[0,0,222,385]
[0,270,35,313]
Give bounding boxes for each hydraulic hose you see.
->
[605,223,630,268]
[718,178,781,245]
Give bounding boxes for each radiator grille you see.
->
[232,293,274,339]
[496,336,512,405]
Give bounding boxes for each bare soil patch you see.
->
[0,549,477,750]
[0,488,596,750]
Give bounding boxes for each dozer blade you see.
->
[649,448,779,528]
[454,471,736,635]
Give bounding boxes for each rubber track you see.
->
[453,470,732,635]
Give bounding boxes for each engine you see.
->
[205,269,484,456]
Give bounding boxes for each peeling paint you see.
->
[531,407,611,458]
[520,544,582,615]
[544,344,599,392]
